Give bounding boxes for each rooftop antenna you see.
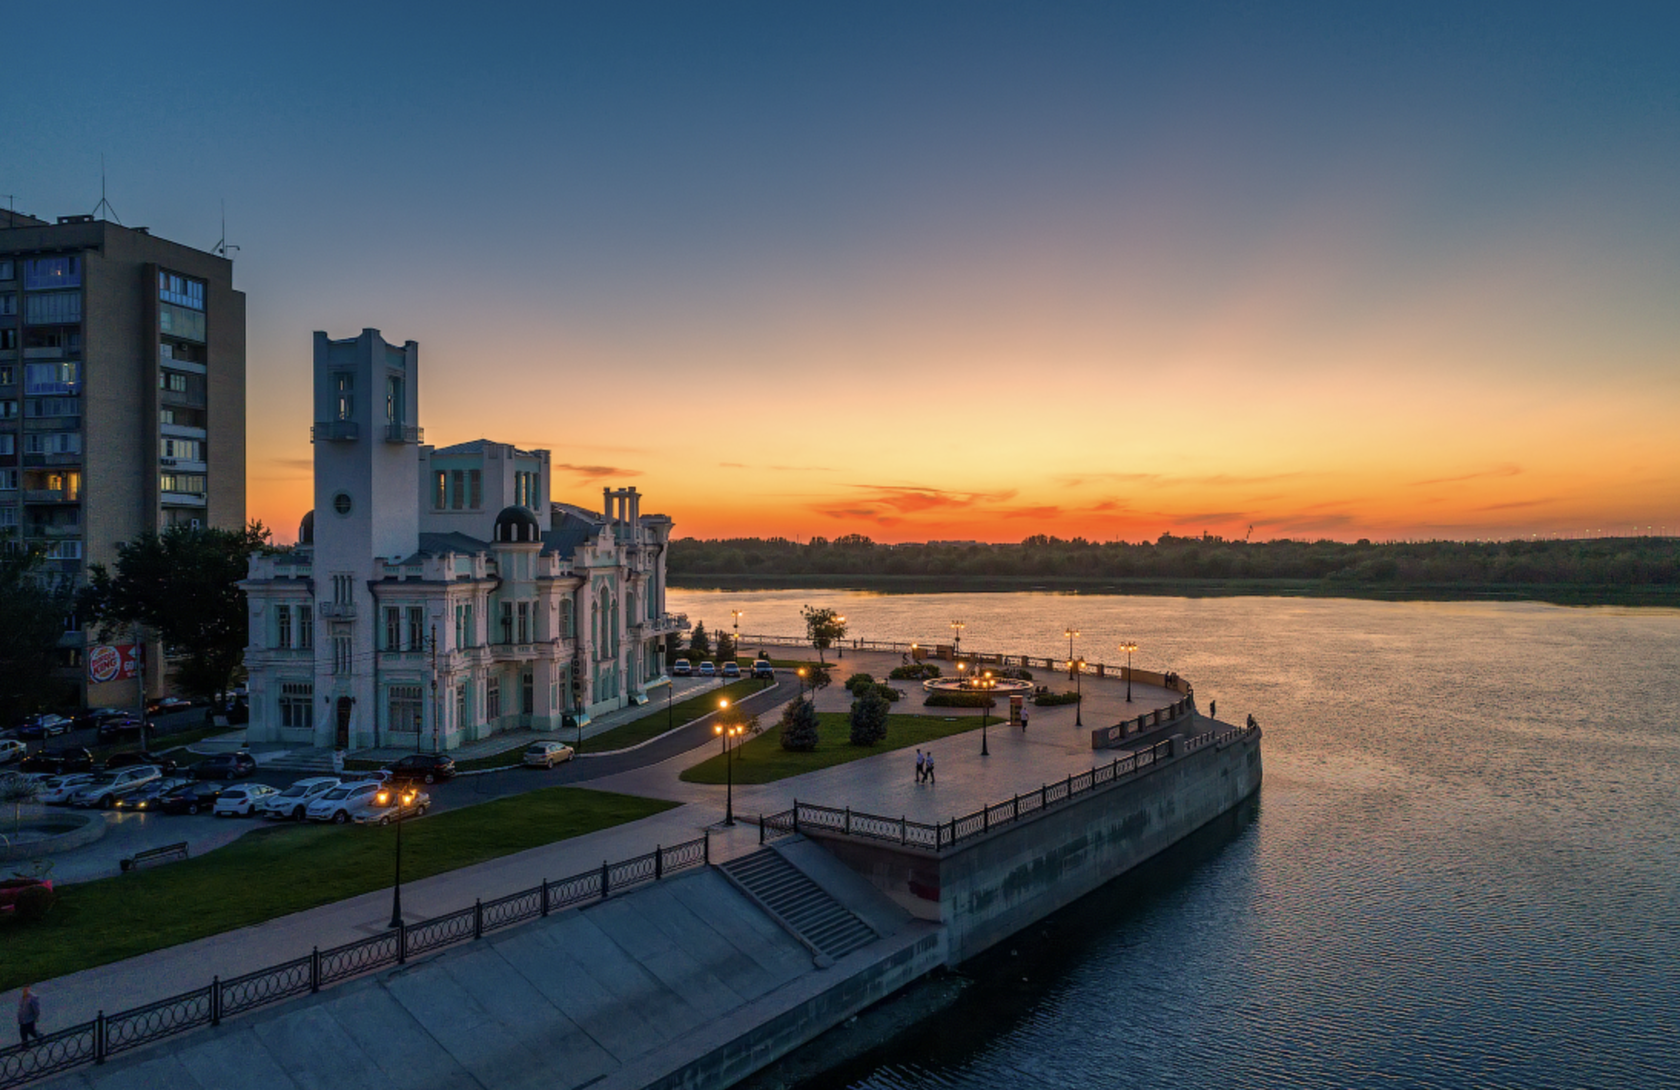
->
[91,154,122,225]
[212,200,239,259]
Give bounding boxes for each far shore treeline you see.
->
[668,534,1680,604]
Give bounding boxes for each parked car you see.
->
[257,777,342,821]
[154,781,224,815]
[97,715,147,741]
[698,661,717,678]
[113,777,194,812]
[523,741,575,769]
[68,766,162,809]
[105,750,179,775]
[20,747,95,776]
[670,658,693,677]
[11,714,70,740]
[147,696,193,715]
[304,780,386,824]
[752,659,775,679]
[193,752,259,780]
[213,783,278,817]
[721,661,742,679]
[357,785,430,825]
[383,753,456,784]
[0,739,25,765]
[36,774,98,804]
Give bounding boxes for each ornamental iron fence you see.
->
[0,834,709,1089]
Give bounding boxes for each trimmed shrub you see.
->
[843,672,876,694]
[924,691,998,709]
[1033,690,1082,706]
[848,686,890,746]
[889,663,942,680]
[779,698,821,752]
[873,683,903,703]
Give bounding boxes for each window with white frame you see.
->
[385,606,402,651]
[0,470,17,491]
[25,433,79,455]
[388,685,423,733]
[298,607,313,649]
[25,292,80,325]
[407,606,425,652]
[486,676,501,720]
[277,605,293,649]
[280,682,314,729]
[161,437,202,461]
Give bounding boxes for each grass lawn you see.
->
[582,678,771,753]
[0,786,675,991]
[679,711,983,785]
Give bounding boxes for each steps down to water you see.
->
[719,848,879,962]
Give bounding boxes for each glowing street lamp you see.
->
[714,700,743,826]
[950,619,965,658]
[1065,628,1079,680]
[980,672,995,756]
[731,610,744,660]
[1069,658,1085,727]
[1119,641,1138,702]
[836,615,847,659]
[383,785,421,930]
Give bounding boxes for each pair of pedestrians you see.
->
[914,748,936,784]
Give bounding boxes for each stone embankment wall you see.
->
[810,728,1263,965]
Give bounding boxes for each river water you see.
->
[670,589,1680,1089]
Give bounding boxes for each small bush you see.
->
[1033,690,1083,706]
[873,683,902,703]
[779,699,821,752]
[889,663,942,680]
[924,691,998,709]
[997,666,1034,681]
[844,672,876,694]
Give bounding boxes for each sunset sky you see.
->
[9,2,1678,544]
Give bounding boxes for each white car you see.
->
[256,777,342,821]
[523,741,575,769]
[214,783,279,817]
[304,780,386,824]
[35,773,96,804]
[0,739,25,765]
[68,766,162,809]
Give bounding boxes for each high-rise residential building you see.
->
[0,207,246,707]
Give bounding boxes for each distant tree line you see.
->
[668,533,1680,588]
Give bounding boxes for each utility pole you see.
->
[429,624,439,754]
[133,622,148,747]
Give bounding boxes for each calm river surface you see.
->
[670,589,1680,1089]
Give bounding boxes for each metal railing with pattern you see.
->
[0,833,711,1090]
[763,724,1260,857]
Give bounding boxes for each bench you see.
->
[120,841,189,873]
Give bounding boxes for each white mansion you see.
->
[242,328,683,752]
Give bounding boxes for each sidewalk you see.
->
[6,660,1203,1038]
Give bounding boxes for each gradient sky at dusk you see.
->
[8,2,1678,544]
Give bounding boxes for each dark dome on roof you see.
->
[299,510,315,545]
[494,505,541,544]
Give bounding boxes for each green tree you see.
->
[687,621,711,661]
[716,630,736,663]
[848,684,889,746]
[844,672,875,694]
[81,523,272,700]
[0,539,77,725]
[779,695,821,751]
[800,605,848,664]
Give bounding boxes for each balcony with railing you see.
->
[24,488,79,503]
[384,424,423,444]
[319,602,356,619]
[635,612,688,635]
[311,420,359,442]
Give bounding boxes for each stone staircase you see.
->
[718,848,879,963]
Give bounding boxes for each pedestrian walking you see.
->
[915,749,925,784]
[1210,699,1216,718]
[17,985,41,1046]
[925,751,935,784]
[1021,709,1029,732]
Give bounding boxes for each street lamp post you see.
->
[384,785,419,930]
[836,615,846,659]
[714,699,739,826]
[731,610,744,663]
[1071,658,1084,727]
[980,673,994,756]
[950,620,965,659]
[1065,628,1079,680]
[1120,641,1137,702]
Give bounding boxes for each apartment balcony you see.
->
[383,424,424,444]
[319,602,357,619]
[23,489,79,504]
[311,420,359,443]
[160,492,207,507]
[22,453,83,468]
[25,523,80,538]
[637,612,689,635]
[22,347,64,360]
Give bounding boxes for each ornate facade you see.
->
[242,328,683,752]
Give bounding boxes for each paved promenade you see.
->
[4,653,1220,1041]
